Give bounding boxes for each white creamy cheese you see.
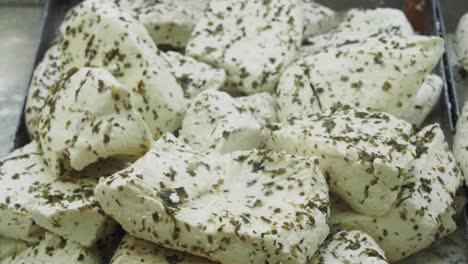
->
[160,51,226,99]
[179,90,264,153]
[26,0,185,140]
[311,230,388,264]
[0,142,114,247]
[456,13,468,70]
[277,35,445,121]
[36,67,152,178]
[0,233,100,264]
[110,234,213,264]
[236,92,278,126]
[454,102,468,184]
[303,8,414,55]
[301,1,337,39]
[115,0,209,48]
[0,237,27,261]
[95,133,330,264]
[331,124,463,261]
[401,74,443,127]
[267,106,415,216]
[186,0,303,94]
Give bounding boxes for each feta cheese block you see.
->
[26,0,185,140]
[25,44,63,136]
[0,142,113,246]
[36,67,152,178]
[277,36,444,122]
[179,90,264,153]
[303,8,414,55]
[0,237,27,261]
[186,0,303,94]
[159,51,226,99]
[401,74,443,127]
[454,102,468,183]
[456,13,468,70]
[0,233,100,264]
[331,124,463,261]
[301,1,337,39]
[110,234,214,264]
[236,92,278,126]
[311,230,388,264]
[267,105,415,216]
[95,133,330,264]
[115,0,209,49]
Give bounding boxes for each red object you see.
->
[405,0,426,34]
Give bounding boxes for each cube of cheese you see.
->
[160,51,226,99]
[115,0,209,49]
[0,142,114,246]
[277,36,444,121]
[179,90,264,153]
[110,234,213,264]
[0,237,27,261]
[236,92,278,126]
[36,67,152,178]
[303,8,414,55]
[301,1,337,38]
[95,133,330,264]
[186,0,303,94]
[454,102,468,184]
[331,124,463,261]
[311,230,388,264]
[267,105,415,216]
[456,13,468,70]
[0,233,100,264]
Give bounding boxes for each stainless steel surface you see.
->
[0,6,43,156]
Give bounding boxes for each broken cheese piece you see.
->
[301,0,337,39]
[236,92,278,126]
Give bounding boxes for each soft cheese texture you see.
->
[454,102,468,184]
[456,13,468,70]
[401,74,443,127]
[26,0,185,139]
[36,68,152,178]
[236,92,278,126]
[179,90,264,153]
[0,142,113,246]
[300,0,337,38]
[311,230,388,264]
[96,134,330,264]
[186,0,303,94]
[110,234,213,264]
[277,36,444,121]
[303,8,414,55]
[267,105,414,216]
[115,0,209,48]
[331,124,463,261]
[160,51,226,99]
[0,233,100,264]
[0,237,27,261]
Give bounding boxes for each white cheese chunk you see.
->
[301,1,337,39]
[0,237,27,262]
[401,74,443,127]
[331,124,463,261]
[277,36,444,122]
[160,51,226,99]
[179,90,264,153]
[311,230,388,264]
[95,133,330,264]
[0,142,114,246]
[267,106,415,216]
[0,233,99,264]
[186,0,303,94]
[454,102,468,184]
[303,8,414,55]
[456,13,468,70]
[26,0,185,140]
[110,234,213,264]
[36,67,152,178]
[115,0,209,48]
[236,92,278,126]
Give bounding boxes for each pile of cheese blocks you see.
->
[1,0,465,263]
